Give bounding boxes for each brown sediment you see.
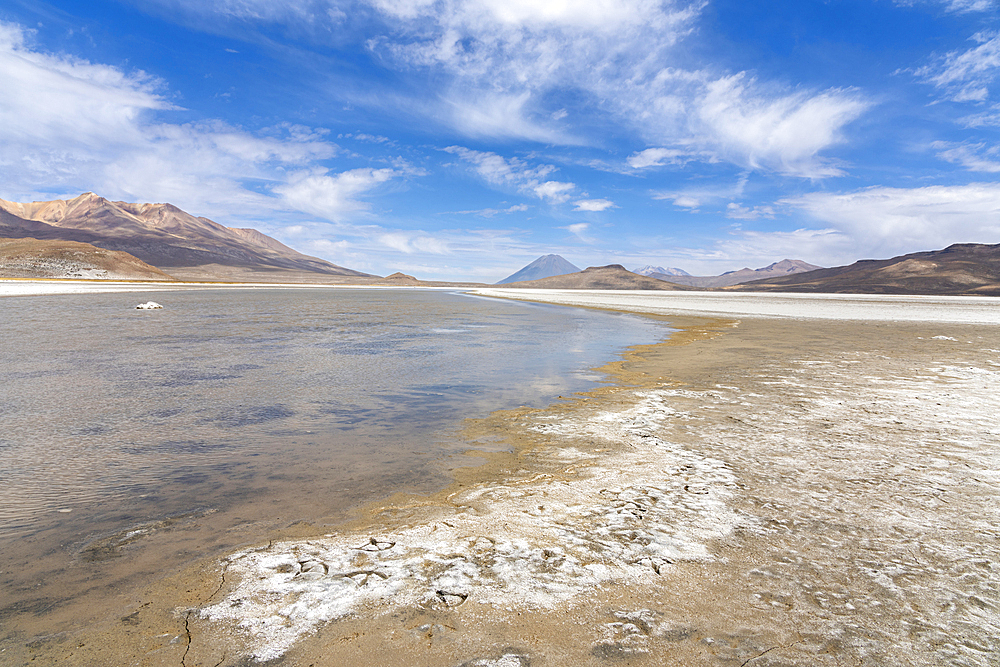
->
[7,314,1000,666]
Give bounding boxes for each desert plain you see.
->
[2,284,998,667]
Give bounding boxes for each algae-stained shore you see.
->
[10,291,1000,667]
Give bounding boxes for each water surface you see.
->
[0,287,668,640]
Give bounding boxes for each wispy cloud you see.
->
[127,2,869,179]
[725,203,775,219]
[627,147,695,169]
[447,203,530,217]
[274,167,398,220]
[913,31,1000,103]
[895,0,996,13]
[378,231,451,255]
[0,20,349,220]
[687,74,867,178]
[932,141,1000,172]
[445,146,576,202]
[561,221,594,242]
[960,104,1000,127]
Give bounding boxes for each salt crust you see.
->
[471,289,1000,324]
[200,390,743,660]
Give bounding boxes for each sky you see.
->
[1,0,999,281]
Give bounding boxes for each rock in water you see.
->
[135,302,163,309]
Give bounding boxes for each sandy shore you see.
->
[7,291,999,666]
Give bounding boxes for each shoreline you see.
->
[7,292,1000,666]
[0,278,464,297]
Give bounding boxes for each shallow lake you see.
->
[0,287,668,639]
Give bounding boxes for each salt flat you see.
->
[472,288,1000,324]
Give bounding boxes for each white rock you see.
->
[135,301,163,310]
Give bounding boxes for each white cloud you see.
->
[532,181,575,203]
[274,167,397,220]
[133,3,868,179]
[689,74,867,177]
[913,31,1000,103]
[895,0,996,13]
[0,22,173,148]
[670,196,701,209]
[562,222,592,242]
[378,231,451,254]
[782,183,1000,259]
[573,198,616,212]
[625,77,866,179]
[726,203,775,220]
[0,21,348,220]
[449,203,530,217]
[362,1,863,177]
[960,104,1000,127]
[943,0,996,10]
[627,147,692,169]
[933,141,1000,172]
[445,146,576,202]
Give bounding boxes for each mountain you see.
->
[497,254,581,284]
[0,193,372,282]
[659,259,823,288]
[633,265,690,277]
[497,264,692,290]
[730,243,1000,295]
[0,237,176,280]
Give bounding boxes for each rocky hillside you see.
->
[0,193,371,282]
[0,237,176,280]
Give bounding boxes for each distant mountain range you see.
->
[498,254,581,284]
[499,255,830,291]
[0,193,370,282]
[633,265,690,277]
[660,259,823,288]
[498,264,691,290]
[730,243,1000,295]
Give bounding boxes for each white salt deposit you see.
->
[200,390,743,660]
[472,289,1000,324]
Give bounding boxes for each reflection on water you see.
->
[0,288,667,638]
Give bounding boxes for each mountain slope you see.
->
[730,243,1000,295]
[0,237,176,280]
[660,259,822,288]
[498,264,692,290]
[498,254,581,284]
[0,193,371,282]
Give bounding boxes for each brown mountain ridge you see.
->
[0,193,371,282]
[730,243,1000,296]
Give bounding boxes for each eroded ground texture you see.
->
[11,316,1000,667]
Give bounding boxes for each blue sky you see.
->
[1,0,998,281]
